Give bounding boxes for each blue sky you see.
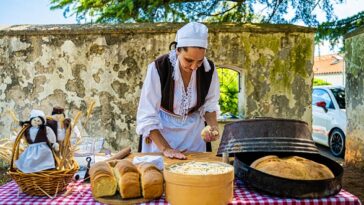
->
[1,0,363,55]
[0,0,77,24]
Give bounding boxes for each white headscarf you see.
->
[175,22,208,49]
[29,109,46,124]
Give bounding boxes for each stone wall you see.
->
[344,28,364,167]
[0,23,315,151]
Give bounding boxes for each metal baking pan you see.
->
[234,152,343,198]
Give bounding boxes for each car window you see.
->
[312,89,334,109]
[330,88,345,109]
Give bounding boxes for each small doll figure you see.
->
[15,109,59,173]
[47,106,81,145]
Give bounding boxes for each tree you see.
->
[50,0,364,44]
[50,0,340,24]
[317,11,364,48]
[217,68,239,116]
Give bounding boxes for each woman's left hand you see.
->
[201,125,220,142]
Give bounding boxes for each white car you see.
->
[312,86,346,157]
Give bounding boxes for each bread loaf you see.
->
[137,163,164,199]
[251,155,334,180]
[89,161,117,198]
[113,159,141,199]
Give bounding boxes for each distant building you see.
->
[313,54,345,86]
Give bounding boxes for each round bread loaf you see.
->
[251,155,334,180]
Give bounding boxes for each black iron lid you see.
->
[217,118,319,155]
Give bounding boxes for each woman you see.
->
[136,22,220,159]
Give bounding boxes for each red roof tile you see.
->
[313,54,344,74]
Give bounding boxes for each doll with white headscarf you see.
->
[15,109,59,173]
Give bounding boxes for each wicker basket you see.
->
[8,124,79,197]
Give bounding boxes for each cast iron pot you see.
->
[234,152,343,198]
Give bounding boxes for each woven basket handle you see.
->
[10,125,30,170]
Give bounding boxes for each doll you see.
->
[15,109,59,173]
[46,106,81,145]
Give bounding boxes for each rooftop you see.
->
[313,54,344,74]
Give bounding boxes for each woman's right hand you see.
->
[163,148,187,159]
[201,125,220,142]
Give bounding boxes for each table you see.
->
[1,153,362,205]
[0,179,361,205]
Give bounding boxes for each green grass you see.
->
[0,162,11,186]
[0,172,11,186]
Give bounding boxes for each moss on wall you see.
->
[344,30,364,168]
[211,32,314,122]
[0,23,315,151]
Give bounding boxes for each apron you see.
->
[15,142,56,173]
[141,109,205,152]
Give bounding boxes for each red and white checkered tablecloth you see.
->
[0,179,361,205]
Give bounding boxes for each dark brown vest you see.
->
[24,126,49,145]
[47,118,72,141]
[154,54,215,114]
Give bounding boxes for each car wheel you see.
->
[329,129,345,157]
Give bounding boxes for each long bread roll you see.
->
[113,159,141,199]
[89,161,117,197]
[137,163,164,199]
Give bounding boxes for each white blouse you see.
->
[136,50,220,152]
[28,126,57,144]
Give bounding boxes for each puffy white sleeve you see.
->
[136,62,163,138]
[45,126,57,144]
[57,121,66,141]
[200,65,220,116]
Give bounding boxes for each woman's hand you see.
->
[201,125,220,142]
[163,148,187,159]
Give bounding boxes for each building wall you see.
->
[344,28,364,168]
[315,73,345,86]
[0,23,315,151]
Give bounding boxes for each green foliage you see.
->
[217,68,239,116]
[313,78,331,86]
[49,0,364,51]
[50,0,341,25]
[317,11,364,50]
[50,0,364,50]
